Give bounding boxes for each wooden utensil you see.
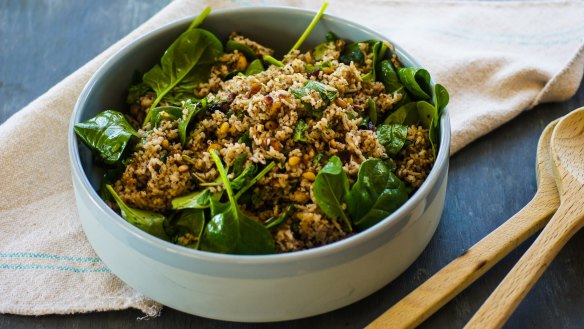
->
[465,107,584,328]
[367,119,560,329]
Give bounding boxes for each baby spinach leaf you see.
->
[367,98,378,126]
[231,153,248,177]
[74,110,139,165]
[172,188,211,210]
[167,209,205,249]
[293,119,309,142]
[200,151,275,254]
[291,80,338,105]
[225,40,257,60]
[238,131,252,147]
[234,161,276,200]
[378,60,402,93]
[397,67,432,100]
[383,102,419,126]
[178,99,206,146]
[262,55,284,68]
[345,159,408,231]
[265,205,295,230]
[417,101,437,129]
[376,123,408,155]
[313,156,352,231]
[149,106,183,128]
[186,6,211,31]
[231,164,257,191]
[142,28,223,126]
[105,184,169,240]
[126,82,151,105]
[434,83,449,116]
[340,43,365,65]
[244,59,265,76]
[362,41,381,83]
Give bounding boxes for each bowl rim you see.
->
[69,5,451,265]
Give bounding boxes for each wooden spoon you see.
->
[366,119,560,329]
[465,107,584,328]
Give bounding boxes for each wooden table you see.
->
[1,1,583,328]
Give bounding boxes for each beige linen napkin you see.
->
[1,0,583,316]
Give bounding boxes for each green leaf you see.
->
[200,151,275,254]
[178,99,205,146]
[434,83,449,116]
[142,28,223,126]
[378,60,402,93]
[244,58,265,76]
[105,184,169,240]
[231,164,257,191]
[186,6,211,32]
[74,110,139,165]
[376,124,408,155]
[340,43,365,65]
[225,40,257,60]
[417,101,438,129]
[362,41,381,83]
[397,67,432,100]
[149,106,183,128]
[367,98,378,126]
[345,159,408,231]
[231,153,248,177]
[265,205,295,229]
[293,119,309,142]
[238,131,252,147]
[291,80,338,105]
[172,189,211,209]
[383,102,419,126]
[167,209,205,249]
[126,82,151,104]
[313,156,352,231]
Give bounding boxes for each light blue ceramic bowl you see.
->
[69,6,450,322]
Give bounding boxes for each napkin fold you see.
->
[1,0,583,316]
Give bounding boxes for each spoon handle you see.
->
[366,192,557,329]
[464,203,584,329]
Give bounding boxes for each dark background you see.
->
[1,1,584,328]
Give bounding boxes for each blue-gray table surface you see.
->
[1,1,583,328]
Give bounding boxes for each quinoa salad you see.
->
[74,5,449,255]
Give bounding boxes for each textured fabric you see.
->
[1,0,583,316]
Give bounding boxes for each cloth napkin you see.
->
[1,0,583,317]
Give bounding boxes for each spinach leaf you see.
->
[313,156,352,231]
[178,99,206,146]
[383,102,419,126]
[149,106,183,128]
[238,131,252,147]
[74,110,139,165]
[225,40,257,60]
[142,28,223,126]
[417,101,437,129]
[200,151,275,254]
[378,60,402,93]
[234,161,276,200]
[105,184,169,240]
[244,59,265,76]
[231,153,248,177]
[376,124,408,155]
[305,60,332,74]
[397,67,432,100]
[291,80,338,105]
[167,209,205,249]
[172,188,211,209]
[340,43,365,65]
[186,6,211,31]
[362,41,381,83]
[434,83,449,116]
[293,119,309,142]
[262,55,284,68]
[367,98,378,126]
[231,164,257,191]
[265,205,295,229]
[126,82,151,104]
[345,158,408,231]
[288,2,328,54]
